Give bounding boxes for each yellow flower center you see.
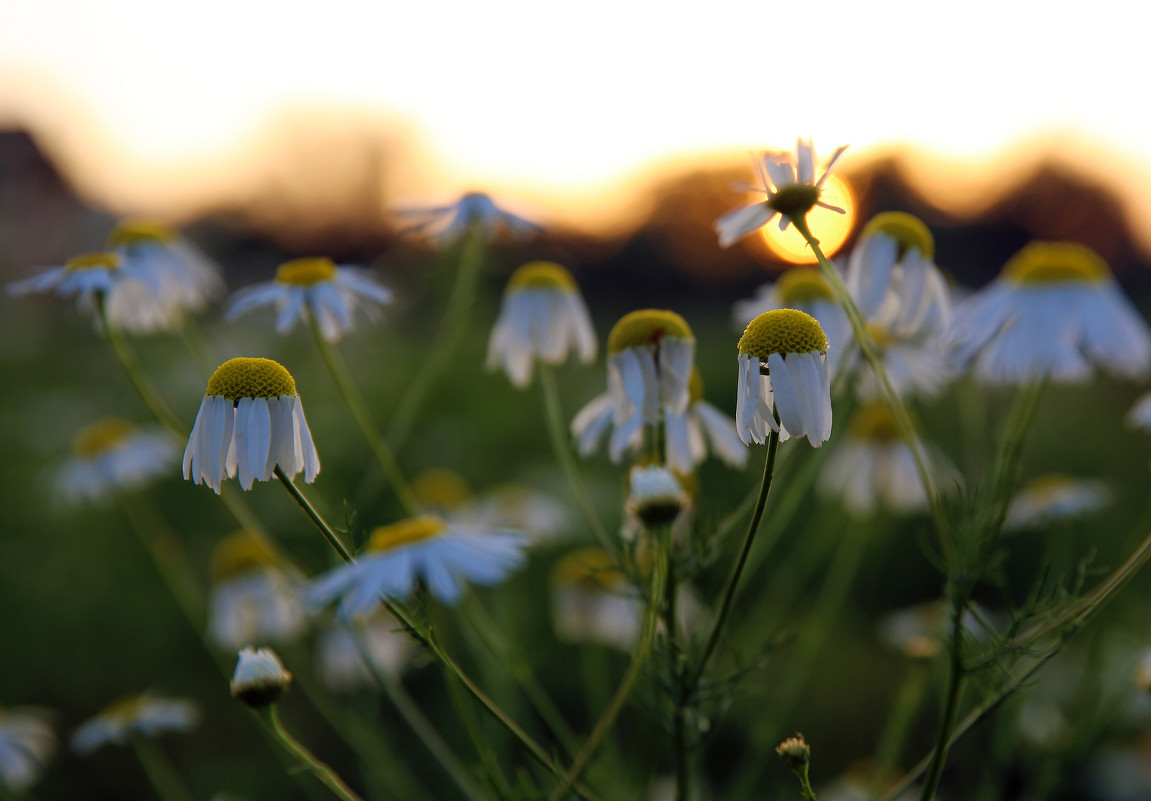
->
[206,358,297,401]
[367,515,446,553]
[776,268,834,306]
[103,696,147,721]
[847,402,902,442]
[607,309,694,354]
[688,367,704,405]
[275,258,338,287]
[552,548,626,591]
[210,531,280,581]
[106,219,176,248]
[411,469,473,510]
[506,261,578,294]
[861,212,935,261]
[1000,242,1110,285]
[65,252,119,272]
[737,309,828,357]
[73,418,134,457]
[1018,473,1075,494]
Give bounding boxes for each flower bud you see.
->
[231,648,293,708]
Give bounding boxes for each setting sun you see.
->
[761,175,856,264]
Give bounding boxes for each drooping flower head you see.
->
[1003,473,1112,531]
[0,707,56,793]
[394,191,542,245]
[736,309,832,447]
[487,261,597,388]
[55,418,176,503]
[71,694,198,755]
[226,257,392,342]
[207,531,306,650]
[183,358,319,493]
[715,139,848,248]
[948,242,1151,384]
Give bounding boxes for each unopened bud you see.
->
[775,733,811,770]
[231,647,293,708]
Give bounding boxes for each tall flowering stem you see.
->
[256,705,365,801]
[131,737,198,801]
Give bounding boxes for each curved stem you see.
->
[132,738,198,801]
[274,467,355,562]
[258,705,366,801]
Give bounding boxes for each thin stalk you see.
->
[547,524,671,801]
[176,316,215,379]
[918,600,967,801]
[275,467,355,562]
[308,314,419,516]
[869,662,930,794]
[666,554,690,801]
[132,738,198,801]
[258,705,366,801]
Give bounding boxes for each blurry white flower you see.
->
[394,191,541,245]
[183,358,319,494]
[948,241,1151,384]
[1003,474,1111,531]
[0,707,56,793]
[715,138,848,247]
[207,531,307,650]
[736,309,832,447]
[487,261,596,388]
[843,321,954,402]
[55,418,175,503]
[627,465,690,528]
[306,515,528,612]
[315,612,415,692]
[72,694,198,755]
[1125,391,1151,431]
[457,484,571,545]
[231,648,292,708]
[1086,739,1151,801]
[877,599,992,660]
[226,257,392,342]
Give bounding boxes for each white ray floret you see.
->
[207,531,307,650]
[0,707,56,793]
[394,191,542,245]
[72,695,198,755]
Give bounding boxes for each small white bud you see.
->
[231,647,293,708]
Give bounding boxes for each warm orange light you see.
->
[761,175,856,264]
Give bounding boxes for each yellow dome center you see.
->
[738,309,828,357]
[367,515,446,553]
[275,258,338,287]
[65,252,119,272]
[775,268,834,306]
[506,261,578,294]
[607,309,694,354]
[206,358,297,401]
[107,219,176,248]
[210,531,280,581]
[411,469,473,510]
[73,418,134,457]
[1000,242,1110,285]
[552,547,626,591]
[847,402,902,442]
[861,212,935,261]
[103,696,147,721]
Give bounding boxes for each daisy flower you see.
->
[1003,474,1111,531]
[457,484,572,545]
[305,515,528,613]
[225,257,392,342]
[315,612,415,691]
[394,191,541,245]
[231,647,293,708]
[845,212,951,338]
[736,309,832,447]
[715,138,848,248]
[72,694,198,755]
[207,531,307,650]
[183,357,320,494]
[55,418,176,503]
[948,241,1151,384]
[626,465,690,529]
[843,321,954,402]
[487,261,597,387]
[0,707,56,793]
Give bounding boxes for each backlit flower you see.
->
[183,358,319,493]
[305,515,528,612]
[736,309,832,447]
[394,191,541,245]
[715,139,848,248]
[0,707,56,793]
[1004,474,1111,531]
[948,242,1151,384]
[207,531,306,650]
[487,261,596,387]
[72,694,197,755]
[55,418,175,503]
[226,257,392,342]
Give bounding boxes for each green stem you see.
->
[131,738,198,801]
[176,316,215,379]
[274,467,355,562]
[918,600,967,801]
[308,314,419,516]
[665,556,690,801]
[117,493,205,625]
[258,705,366,801]
[869,662,930,794]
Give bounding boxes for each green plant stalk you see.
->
[388,224,487,449]
[665,553,690,801]
[869,661,930,794]
[307,314,420,516]
[918,599,967,801]
[546,524,671,801]
[539,365,617,558]
[117,493,205,624]
[791,762,817,801]
[131,737,198,801]
[258,705,366,801]
[274,467,355,561]
[175,315,215,379]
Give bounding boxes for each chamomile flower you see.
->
[7,252,162,330]
[315,612,415,691]
[457,485,572,545]
[394,191,542,245]
[877,600,991,660]
[207,531,306,650]
[487,261,596,387]
[736,309,832,447]
[55,418,176,503]
[231,648,292,708]
[844,321,954,402]
[845,212,951,337]
[183,358,319,494]
[225,257,392,342]
[0,707,56,793]
[948,242,1151,384]
[72,694,198,755]
[627,465,690,528]
[1003,474,1111,531]
[305,515,528,613]
[715,138,848,247]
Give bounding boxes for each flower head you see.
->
[1004,474,1111,531]
[948,242,1151,384]
[715,139,848,248]
[226,257,392,342]
[71,694,198,755]
[55,418,176,503]
[736,309,832,447]
[208,531,306,650]
[0,707,56,793]
[626,465,690,528]
[183,358,320,493]
[306,515,528,613]
[394,191,542,245]
[487,261,597,387]
[551,548,640,650]
[231,648,293,708]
